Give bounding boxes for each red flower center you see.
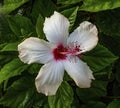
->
[53,43,81,61]
[53,45,67,60]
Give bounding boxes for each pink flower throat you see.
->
[53,43,81,61]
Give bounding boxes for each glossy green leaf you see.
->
[0,77,35,108]
[81,101,106,108]
[96,8,120,37]
[33,94,48,108]
[83,44,118,72]
[0,58,28,83]
[116,62,120,83]
[36,14,45,39]
[70,11,90,31]
[0,54,12,69]
[79,0,120,12]
[88,101,106,108]
[7,15,36,38]
[0,0,29,14]
[99,34,120,57]
[28,63,41,75]
[0,51,13,62]
[0,76,48,108]
[57,0,82,5]
[107,100,120,108]
[0,43,6,50]
[62,7,79,31]
[1,42,19,52]
[94,65,112,80]
[0,14,17,43]
[48,81,73,108]
[113,81,120,97]
[76,80,107,102]
[31,0,56,23]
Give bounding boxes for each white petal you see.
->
[35,61,64,96]
[68,21,98,53]
[43,11,70,45]
[63,57,94,88]
[18,37,55,64]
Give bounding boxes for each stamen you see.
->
[53,42,82,61]
[67,41,81,55]
[53,44,67,61]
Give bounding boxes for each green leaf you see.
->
[62,7,79,31]
[0,58,28,83]
[0,76,48,108]
[57,0,82,5]
[1,42,19,52]
[70,11,90,31]
[0,54,12,70]
[31,0,56,23]
[96,8,120,37]
[0,43,7,50]
[76,80,108,102]
[83,44,118,72]
[116,62,120,83]
[113,81,120,97]
[48,81,73,108]
[28,63,41,75]
[81,101,107,108]
[94,65,112,80]
[79,0,120,12]
[107,100,120,108]
[88,101,106,108]
[0,77,36,108]
[99,34,120,57]
[32,93,48,108]
[36,14,46,39]
[90,101,106,108]
[7,15,36,38]
[0,14,17,43]
[0,0,29,14]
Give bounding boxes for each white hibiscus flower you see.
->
[18,11,98,96]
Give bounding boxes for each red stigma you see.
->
[53,42,82,61]
[53,45,67,61]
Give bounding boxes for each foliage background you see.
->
[0,0,120,108]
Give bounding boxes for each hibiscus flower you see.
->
[18,11,98,96]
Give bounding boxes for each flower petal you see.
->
[63,57,94,88]
[68,21,98,53]
[35,61,64,96]
[43,11,70,45]
[18,37,55,64]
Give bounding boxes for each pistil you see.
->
[53,42,81,61]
